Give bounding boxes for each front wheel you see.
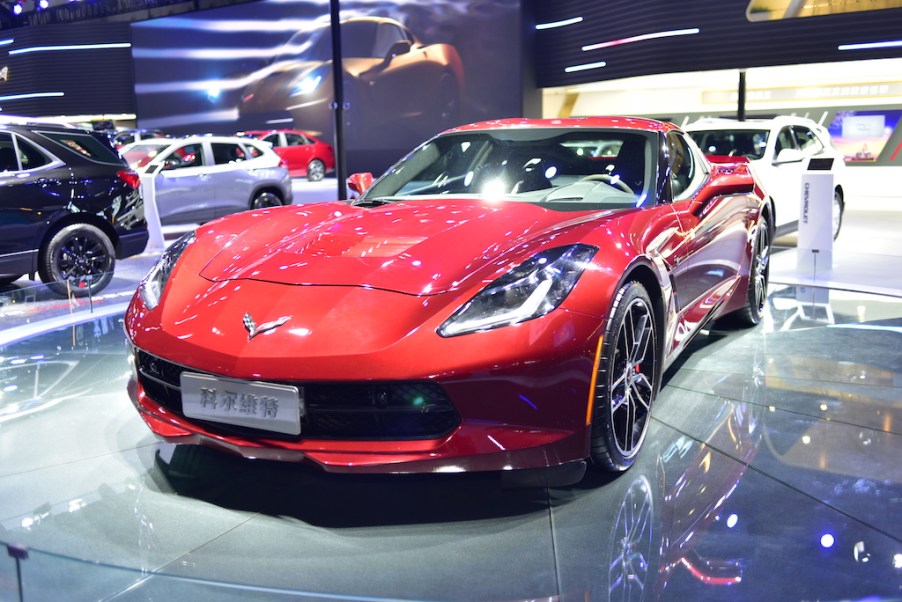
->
[250,190,283,210]
[590,281,658,472]
[307,159,325,182]
[39,223,115,297]
[732,215,771,327]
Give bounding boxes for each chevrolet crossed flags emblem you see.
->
[243,312,291,340]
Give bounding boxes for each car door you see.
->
[152,141,217,225]
[361,22,433,124]
[763,125,803,228]
[0,132,69,273]
[208,141,255,218]
[281,132,314,176]
[665,132,754,358]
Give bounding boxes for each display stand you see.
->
[141,175,166,252]
[796,158,834,275]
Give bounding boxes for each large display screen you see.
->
[827,109,902,162]
[132,0,521,174]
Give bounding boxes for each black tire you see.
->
[39,223,115,298]
[832,189,844,240]
[732,215,771,327]
[250,190,283,210]
[0,274,23,286]
[590,281,658,472]
[307,159,325,182]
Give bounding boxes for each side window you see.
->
[794,127,824,155]
[212,143,246,164]
[241,142,264,159]
[262,133,280,146]
[284,133,309,146]
[166,143,203,169]
[39,131,121,164]
[374,23,407,57]
[774,127,796,157]
[667,132,698,200]
[0,132,19,172]
[16,137,52,170]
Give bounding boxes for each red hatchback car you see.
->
[240,129,334,181]
[126,117,770,484]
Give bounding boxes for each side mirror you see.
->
[773,148,804,165]
[347,172,374,195]
[382,40,412,64]
[690,165,755,213]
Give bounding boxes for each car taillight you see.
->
[117,169,141,190]
[278,157,289,170]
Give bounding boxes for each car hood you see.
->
[199,200,608,296]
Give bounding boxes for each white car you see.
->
[120,135,293,226]
[685,117,846,239]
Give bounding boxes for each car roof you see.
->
[444,117,678,134]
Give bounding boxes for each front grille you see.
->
[134,349,460,440]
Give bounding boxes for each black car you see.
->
[0,119,148,297]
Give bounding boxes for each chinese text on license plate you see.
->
[180,372,303,435]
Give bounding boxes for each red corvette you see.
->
[125,117,770,482]
[239,129,334,181]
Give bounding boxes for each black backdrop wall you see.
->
[0,22,135,116]
[531,1,902,89]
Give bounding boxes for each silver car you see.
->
[121,135,293,226]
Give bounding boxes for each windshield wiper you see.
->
[351,198,392,207]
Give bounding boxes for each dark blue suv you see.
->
[0,119,148,297]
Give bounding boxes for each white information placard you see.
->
[796,169,834,273]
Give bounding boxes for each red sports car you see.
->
[239,129,334,181]
[125,117,770,482]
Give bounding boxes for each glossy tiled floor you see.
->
[1,206,900,600]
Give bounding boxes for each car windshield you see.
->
[358,128,657,210]
[122,142,170,168]
[689,129,768,160]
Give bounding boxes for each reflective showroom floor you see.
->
[1,195,901,600]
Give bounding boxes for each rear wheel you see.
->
[307,159,325,182]
[250,190,283,210]
[590,281,658,472]
[39,223,115,297]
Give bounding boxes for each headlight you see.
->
[139,231,195,310]
[438,244,597,337]
[290,73,322,97]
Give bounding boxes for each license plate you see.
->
[180,372,303,435]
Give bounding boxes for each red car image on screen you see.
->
[239,129,334,181]
[124,117,771,481]
[239,16,464,144]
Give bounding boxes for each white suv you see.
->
[685,116,845,239]
[121,135,293,226]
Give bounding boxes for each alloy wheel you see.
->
[609,295,656,458]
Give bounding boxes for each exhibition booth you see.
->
[1,1,901,599]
